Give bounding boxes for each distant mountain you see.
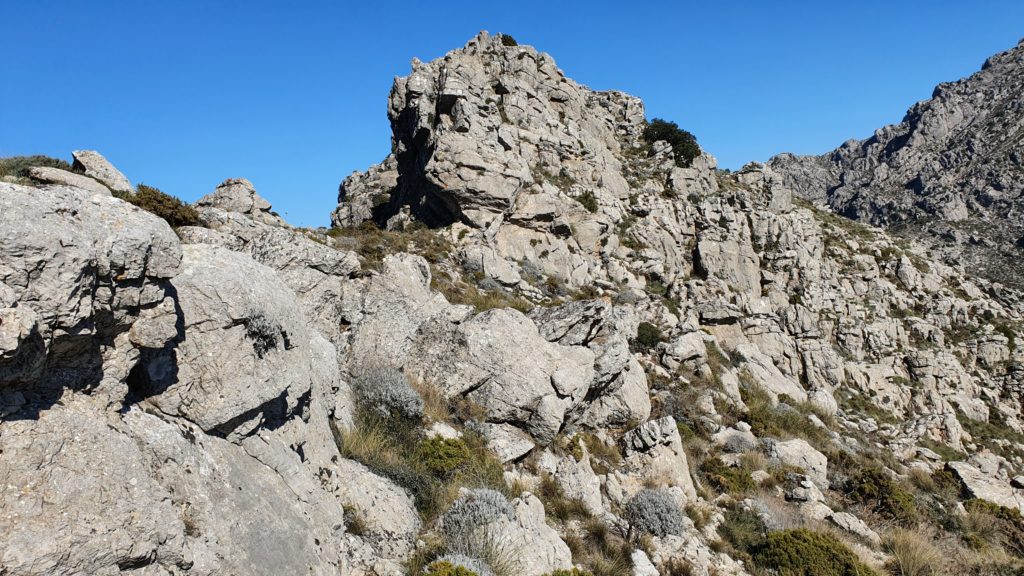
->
[770,39,1024,287]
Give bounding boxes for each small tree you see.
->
[642,119,700,168]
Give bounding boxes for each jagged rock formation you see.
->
[4,32,1024,576]
[770,38,1024,288]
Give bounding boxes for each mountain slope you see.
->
[770,38,1024,288]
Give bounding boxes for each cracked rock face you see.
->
[770,39,1024,288]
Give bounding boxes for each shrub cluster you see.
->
[243,310,283,358]
[0,155,72,179]
[631,322,664,353]
[499,34,518,47]
[845,466,916,525]
[753,528,880,576]
[115,184,200,229]
[624,488,685,538]
[642,119,700,168]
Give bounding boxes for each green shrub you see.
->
[115,184,200,229]
[499,34,518,47]
[631,322,663,352]
[642,119,700,168]
[418,436,471,479]
[576,190,599,213]
[963,499,1024,557]
[717,506,767,560]
[0,155,72,179]
[845,467,916,526]
[699,457,755,495]
[753,529,881,576]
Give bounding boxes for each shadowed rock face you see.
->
[770,39,1024,288]
[332,31,647,231]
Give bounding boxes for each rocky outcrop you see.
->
[71,149,133,193]
[770,39,1024,288]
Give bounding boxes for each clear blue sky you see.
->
[3,1,1022,227]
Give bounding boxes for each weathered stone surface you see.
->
[409,308,594,444]
[196,178,286,226]
[71,149,133,193]
[0,181,180,390]
[764,438,828,488]
[136,244,333,439]
[948,461,1024,513]
[26,166,111,195]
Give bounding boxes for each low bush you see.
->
[699,457,756,495]
[499,34,518,47]
[328,220,452,270]
[753,529,880,576]
[642,119,700,168]
[631,322,664,353]
[576,190,599,213]
[416,435,471,477]
[624,488,685,538]
[845,467,917,526]
[717,506,767,562]
[115,184,200,229]
[0,155,72,179]
[441,489,516,574]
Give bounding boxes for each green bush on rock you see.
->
[642,119,700,168]
[115,184,200,229]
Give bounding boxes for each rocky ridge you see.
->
[2,31,1024,576]
[770,38,1024,288]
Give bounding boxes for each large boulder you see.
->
[409,307,594,444]
[134,244,336,439]
[0,181,180,392]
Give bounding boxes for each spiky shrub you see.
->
[428,555,494,576]
[624,488,685,538]
[642,119,700,168]
[353,365,424,421]
[114,183,200,229]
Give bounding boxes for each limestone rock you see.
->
[26,166,111,195]
[764,438,828,488]
[71,149,133,193]
[196,178,286,226]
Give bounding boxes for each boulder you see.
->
[26,166,110,196]
[71,149,132,193]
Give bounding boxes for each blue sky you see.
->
[3,2,1022,227]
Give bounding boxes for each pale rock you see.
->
[71,149,133,193]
